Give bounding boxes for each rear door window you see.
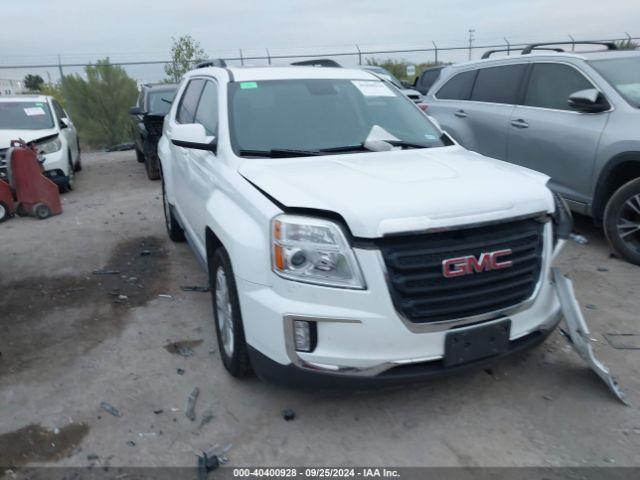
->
[176,79,205,123]
[436,70,477,100]
[524,63,594,111]
[471,64,527,104]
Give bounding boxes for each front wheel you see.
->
[604,178,640,266]
[210,247,252,378]
[145,153,161,181]
[135,148,145,163]
[59,156,74,193]
[161,175,185,242]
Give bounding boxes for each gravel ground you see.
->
[1,151,639,470]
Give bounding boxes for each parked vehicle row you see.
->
[158,62,573,386]
[129,83,178,180]
[424,43,640,265]
[0,95,81,193]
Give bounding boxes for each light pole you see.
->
[468,29,476,61]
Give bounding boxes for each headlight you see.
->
[552,192,573,243]
[271,214,365,289]
[38,136,62,155]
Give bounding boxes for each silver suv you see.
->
[425,42,640,265]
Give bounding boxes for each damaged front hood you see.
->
[0,128,58,149]
[239,145,553,237]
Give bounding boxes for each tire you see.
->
[161,175,185,242]
[0,201,10,223]
[74,138,82,172]
[604,178,640,266]
[33,203,52,220]
[210,247,252,378]
[59,155,74,193]
[135,148,145,163]
[145,153,161,181]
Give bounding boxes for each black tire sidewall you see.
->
[161,177,185,242]
[604,178,640,265]
[210,248,252,377]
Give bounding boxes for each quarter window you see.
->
[524,63,594,111]
[471,64,527,104]
[436,70,476,100]
[176,79,205,124]
[194,81,219,136]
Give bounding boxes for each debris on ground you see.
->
[197,452,220,480]
[158,294,173,299]
[553,268,629,406]
[282,408,296,421]
[604,333,640,350]
[87,454,99,461]
[597,266,609,272]
[164,340,203,357]
[100,401,121,417]
[177,368,185,375]
[138,432,157,438]
[585,304,598,310]
[140,249,152,256]
[180,285,210,293]
[199,410,214,429]
[92,269,120,275]
[106,142,135,152]
[185,387,200,421]
[153,409,164,415]
[569,233,589,245]
[126,440,136,447]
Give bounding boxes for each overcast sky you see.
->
[1,0,638,83]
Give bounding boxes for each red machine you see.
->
[5,140,62,220]
[0,177,15,222]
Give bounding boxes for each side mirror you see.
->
[568,89,610,113]
[129,106,144,116]
[59,118,69,129]
[171,123,216,152]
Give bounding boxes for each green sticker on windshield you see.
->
[240,82,258,89]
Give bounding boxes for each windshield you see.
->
[228,78,444,156]
[147,88,177,115]
[590,56,640,108]
[0,101,55,130]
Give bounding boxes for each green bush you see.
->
[62,58,138,148]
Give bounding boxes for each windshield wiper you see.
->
[239,148,322,158]
[319,140,431,153]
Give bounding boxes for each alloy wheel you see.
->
[215,267,235,358]
[617,193,640,253]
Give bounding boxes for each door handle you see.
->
[511,119,529,129]
[454,110,467,118]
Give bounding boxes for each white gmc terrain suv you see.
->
[158,63,572,387]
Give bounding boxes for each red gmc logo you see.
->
[442,249,513,278]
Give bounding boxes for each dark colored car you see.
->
[129,84,178,180]
[413,66,445,95]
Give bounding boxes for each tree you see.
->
[24,74,44,92]
[62,58,138,148]
[615,39,638,50]
[165,35,207,82]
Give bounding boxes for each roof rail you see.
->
[481,47,563,59]
[290,59,342,67]
[196,59,227,69]
[521,41,617,55]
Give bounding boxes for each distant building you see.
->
[0,78,26,95]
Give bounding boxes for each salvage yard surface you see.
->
[1,151,640,468]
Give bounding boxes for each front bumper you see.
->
[41,150,69,186]
[237,224,562,386]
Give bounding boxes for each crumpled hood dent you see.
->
[0,129,58,149]
[239,146,553,238]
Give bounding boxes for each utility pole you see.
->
[57,54,64,81]
[467,29,476,60]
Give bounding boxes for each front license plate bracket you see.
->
[444,319,511,367]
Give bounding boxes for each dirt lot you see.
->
[1,151,640,469]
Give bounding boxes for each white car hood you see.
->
[0,128,58,149]
[239,146,553,238]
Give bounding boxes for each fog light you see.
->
[293,320,316,352]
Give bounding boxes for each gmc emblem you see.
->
[442,249,513,278]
